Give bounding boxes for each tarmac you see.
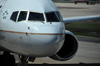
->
[56,3,100,17]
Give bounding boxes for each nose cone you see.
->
[30,26,64,56]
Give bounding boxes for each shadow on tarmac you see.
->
[15,63,100,66]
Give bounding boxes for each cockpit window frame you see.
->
[11,11,64,23]
[17,11,28,22]
[45,11,63,22]
[28,11,46,23]
[10,11,29,22]
[10,11,19,22]
[55,11,63,22]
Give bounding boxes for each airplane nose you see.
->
[30,26,64,56]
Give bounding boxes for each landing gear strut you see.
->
[18,56,28,66]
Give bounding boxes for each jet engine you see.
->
[49,31,78,61]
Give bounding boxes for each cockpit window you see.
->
[46,12,59,22]
[28,12,44,21]
[18,11,27,22]
[55,12,63,22]
[10,11,18,22]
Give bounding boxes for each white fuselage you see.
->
[0,0,65,57]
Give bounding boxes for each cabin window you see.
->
[18,11,27,22]
[28,12,44,21]
[46,12,59,22]
[10,11,18,22]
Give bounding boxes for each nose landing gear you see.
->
[18,56,28,66]
[0,51,36,66]
[18,55,36,66]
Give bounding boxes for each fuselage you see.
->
[0,0,65,57]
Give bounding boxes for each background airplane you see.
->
[0,0,100,66]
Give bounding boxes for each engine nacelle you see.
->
[49,30,78,61]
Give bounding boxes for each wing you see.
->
[63,15,100,24]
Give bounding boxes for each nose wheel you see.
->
[18,55,36,66]
[18,56,28,66]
